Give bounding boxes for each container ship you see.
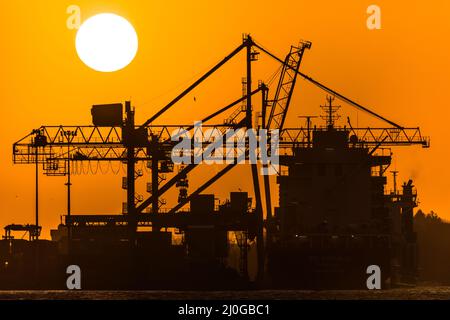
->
[267,98,420,289]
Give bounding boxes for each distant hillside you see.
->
[415,210,450,285]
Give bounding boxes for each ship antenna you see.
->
[320,95,341,129]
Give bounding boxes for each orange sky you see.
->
[1,0,449,238]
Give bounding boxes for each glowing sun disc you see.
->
[76,13,138,72]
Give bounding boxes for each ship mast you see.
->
[320,95,341,129]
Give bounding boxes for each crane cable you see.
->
[253,40,403,129]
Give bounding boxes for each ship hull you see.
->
[0,239,248,290]
[267,237,392,289]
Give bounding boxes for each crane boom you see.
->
[140,41,247,128]
[266,41,311,131]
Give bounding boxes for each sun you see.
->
[75,13,138,72]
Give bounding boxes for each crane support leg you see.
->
[246,35,265,284]
[125,102,137,244]
[261,84,272,248]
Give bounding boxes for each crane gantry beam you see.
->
[279,127,430,148]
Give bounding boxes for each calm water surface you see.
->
[0,287,450,300]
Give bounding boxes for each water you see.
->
[0,287,450,300]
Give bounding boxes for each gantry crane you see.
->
[12,35,429,282]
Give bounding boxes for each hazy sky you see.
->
[1,1,448,238]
